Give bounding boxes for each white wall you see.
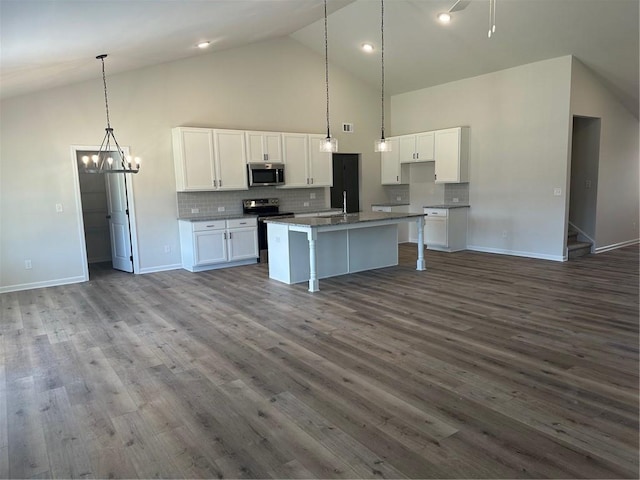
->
[391,56,574,260]
[0,37,384,292]
[570,58,640,251]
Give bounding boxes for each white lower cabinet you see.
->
[423,208,468,252]
[179,218,258,271]
[372,205,410,242]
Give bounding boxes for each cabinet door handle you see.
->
[264,153,267,161]
[219,179,223,187]
[310,178,314,184]
[396,176,399,182]
[229,232,232,239]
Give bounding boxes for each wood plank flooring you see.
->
[1,245,638,479]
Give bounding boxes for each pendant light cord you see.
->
[99,55,112,130]
[380,0,385,140]
[324,0,331,138]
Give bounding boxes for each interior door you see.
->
[105,174,134,272]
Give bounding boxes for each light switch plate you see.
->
[553,188,562,196]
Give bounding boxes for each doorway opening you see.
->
[72,146,138,277]
[567,116,600,258]
[331,153,360,213]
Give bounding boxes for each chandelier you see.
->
[81,54,140,174]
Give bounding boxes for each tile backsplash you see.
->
[383,184,410,204]
[177,187,327,218]
[444,183,469,204]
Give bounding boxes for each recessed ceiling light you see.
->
[437,12,451,23]
[197,41,211,49]
[361,43,375,53]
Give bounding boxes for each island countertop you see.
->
[265,211,426,292]
[264,211,424,228]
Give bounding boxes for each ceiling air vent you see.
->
[342,123,354,133]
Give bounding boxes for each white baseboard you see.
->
[595,238,639,254]
[465,245,565,262]
[0,275,87,294]
[136,263,183,274]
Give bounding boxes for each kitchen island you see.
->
[265,211,425,292]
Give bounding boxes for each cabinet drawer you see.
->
[192,220,226,232]
[423,208,448,217]
[227,218,256,229]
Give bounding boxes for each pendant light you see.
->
[374,0,390,152]
[488,0,497,38]
[81,54,141,174]
[320,0,338,153]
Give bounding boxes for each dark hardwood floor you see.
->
[1,245,638,479]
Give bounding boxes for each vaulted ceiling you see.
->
[1,0,638,117]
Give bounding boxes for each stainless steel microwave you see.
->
[247,163,285,186]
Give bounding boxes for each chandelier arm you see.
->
[109,130,128,169]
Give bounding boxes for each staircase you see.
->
[567,228,592,259]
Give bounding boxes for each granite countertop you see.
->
[371,202,411,207]
[423,204,470,209]
[291,208,340,215]
[264,211,424,227]
[178,213,257,222]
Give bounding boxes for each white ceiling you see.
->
[1,0,638,117]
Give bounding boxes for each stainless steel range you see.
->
[242,198,294,263]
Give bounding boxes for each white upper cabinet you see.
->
[213,129,249,190]
[172,127,217,191]
[399,131,434,163]
[173,127,332,191]
[434,127,469,183]
[173,127,247,191]
[308,134,333,187]
[380,137,408,185]
[281,133,309,187]
[281,133,332,187]
[245,131,283,163]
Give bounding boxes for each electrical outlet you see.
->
[25,259,32,269]
[452,197,459,203]
[164,245,171,253]
[502,230,508,238]
[191,208,200,214]
[396,196,402,201]
[585,180,592,188]
[310,193,316,199]
[303,201,310,207]
[217,206,225,212]
[553,187,562,196]
[55,203,63,213]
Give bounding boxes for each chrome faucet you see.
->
[342,191,347,214]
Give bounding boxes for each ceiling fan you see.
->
[437,0,471,23]
[447,0,472,13]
